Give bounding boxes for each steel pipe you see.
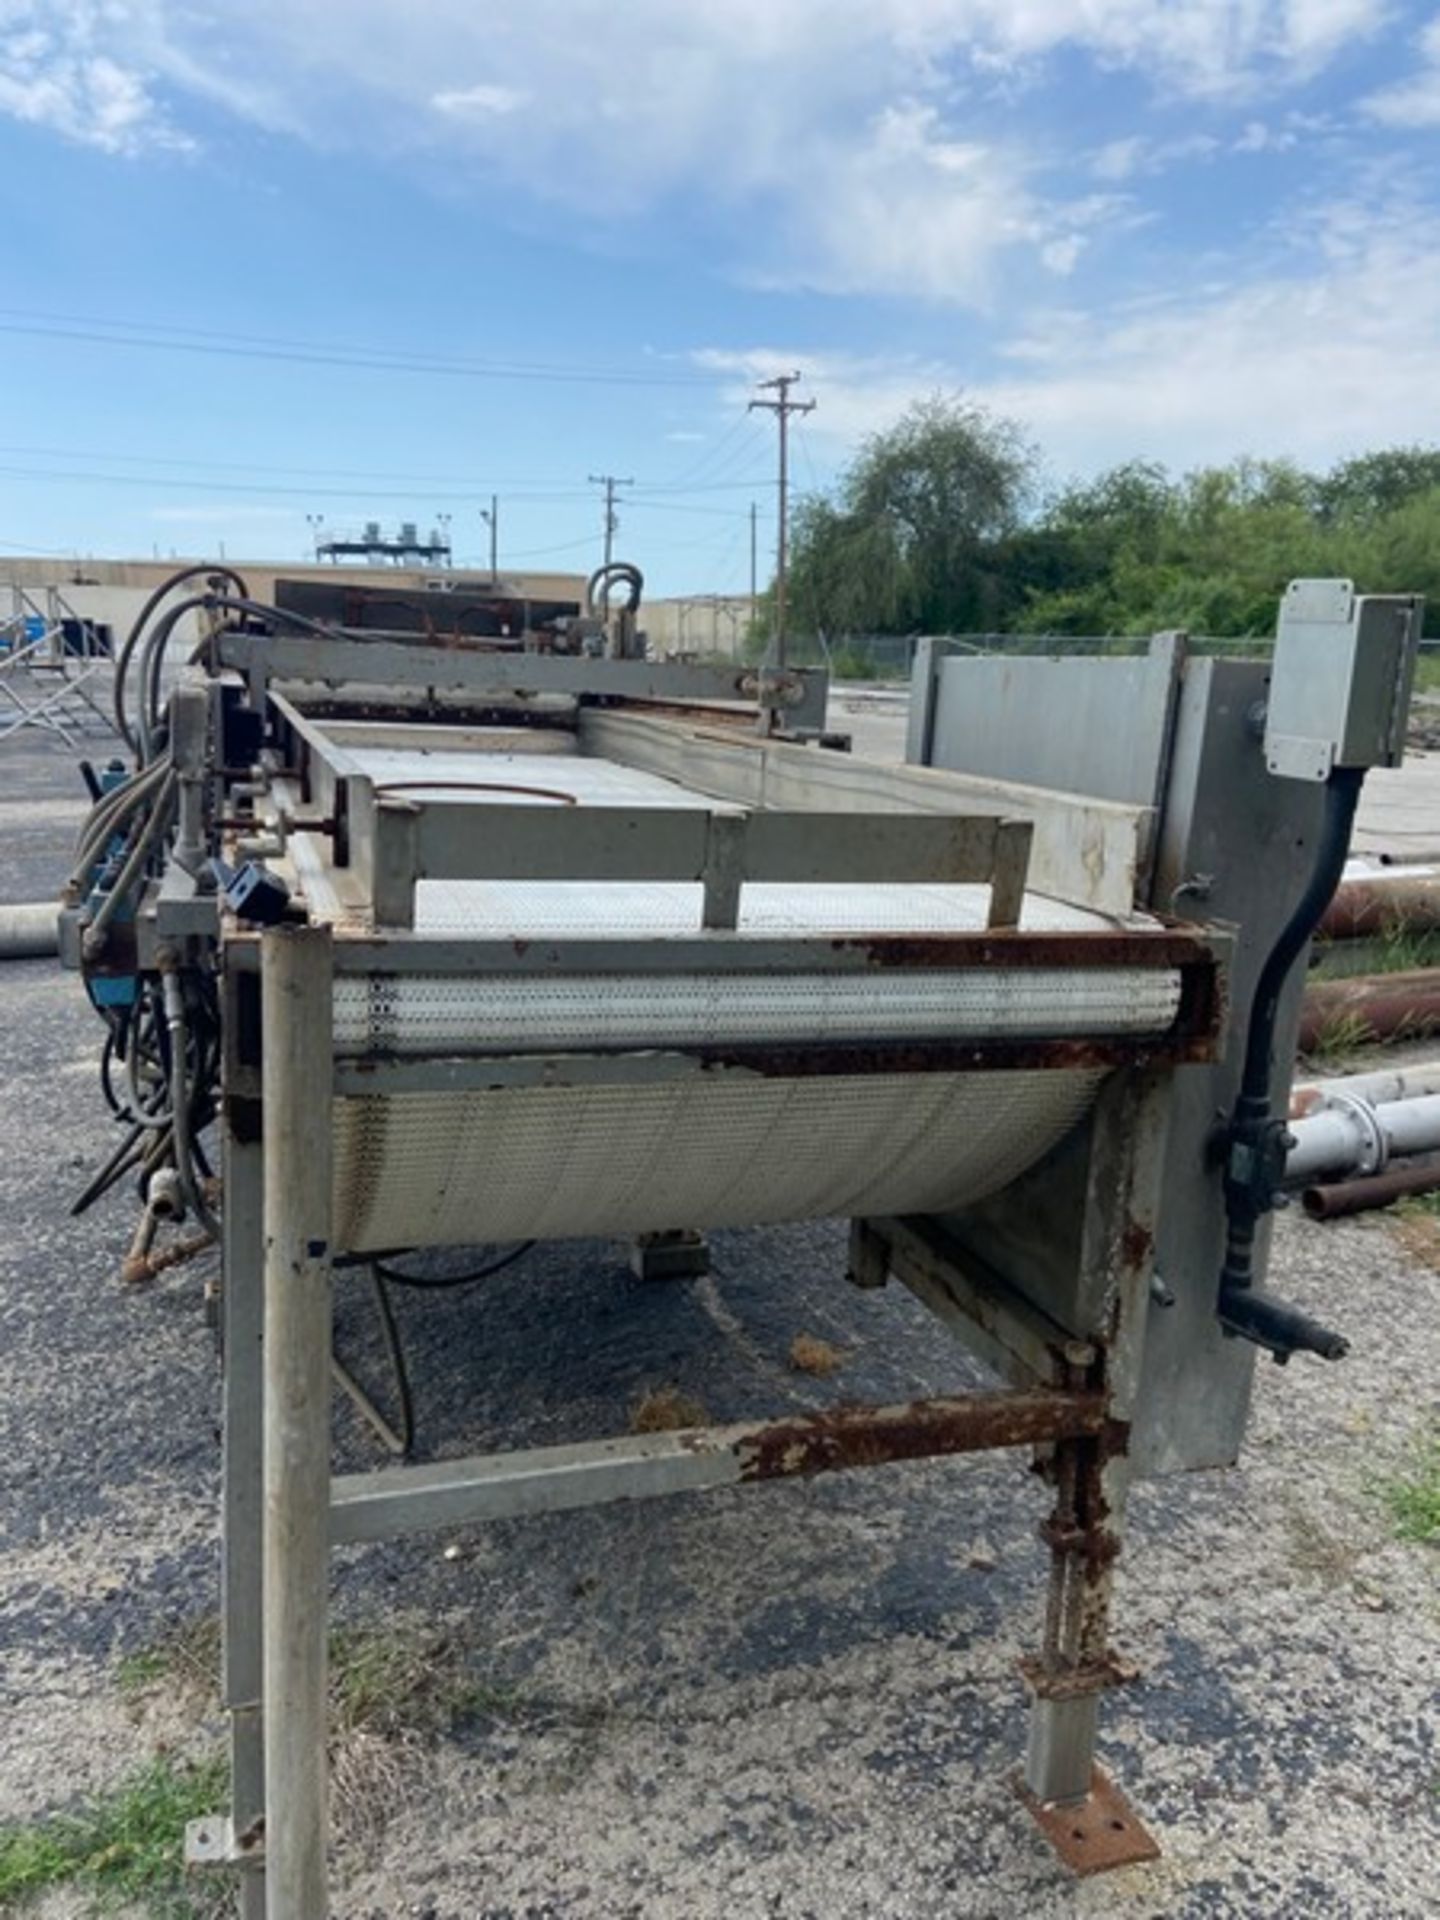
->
[0,901,58,959]
[1302,1155,1440,1219]
[1319,867,1440,939]
[1298,969,1440,1052]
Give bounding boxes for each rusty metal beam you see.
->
[329,1388,1104,1546]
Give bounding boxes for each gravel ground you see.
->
[2,729,1439,1919]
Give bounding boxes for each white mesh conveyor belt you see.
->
[332,1069,1107,1252]
[323,746,1180,1251]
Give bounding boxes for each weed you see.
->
[1302,1010,1376,1070]
[109,1619,516,1851]
[117,1617,222,1703]
[1383,1428,1440,1544]
[1285,1506,1364,1584]
[1377,921,1440,974]
[789,1333,845,1377]
[630,1385,707,1432]
[0,1755,227,1918]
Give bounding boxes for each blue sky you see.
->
[2,1,1440,595]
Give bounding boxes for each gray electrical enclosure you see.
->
[1264,578,1421,782]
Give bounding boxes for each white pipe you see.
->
[0,902,58,958]
[1286,1091,1440,1184]
[1293,1060,1440,1112]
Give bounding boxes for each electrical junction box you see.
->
[1264,578,1423,783]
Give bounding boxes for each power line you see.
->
[0,439,775,501]
[748,371,815,678]
[498,533,601,560]
[0,461,751,512]
[0,310,723,390]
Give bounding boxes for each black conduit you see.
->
[1217,767,1364,1360]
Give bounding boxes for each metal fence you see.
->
[770,631,1276,682]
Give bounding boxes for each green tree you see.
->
[784,395,1037,638]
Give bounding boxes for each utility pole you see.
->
[748,372,814,673]
[588,473,632,570]
[480,496,498,581]
[749,499,758,609]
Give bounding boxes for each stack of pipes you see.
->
[1300,863,1440,1051]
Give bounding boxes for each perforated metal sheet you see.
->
[333,968,1180,1056]
[332,1068,1105,1251]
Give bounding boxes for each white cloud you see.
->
[1039,234,1085,274]
[1091,136,1147,182]
[0,3,186,153]
[1089,131,1222,180]
[0,2,1395,296]
[696,189,1440,478]
[1233,118,1298,151]
[431,82,528,118]
[1365,12,1440,125]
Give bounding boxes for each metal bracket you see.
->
[1014,1766,1160,1876]
[184,1812,265,1872]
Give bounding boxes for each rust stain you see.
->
[733,1389,1105,1483]
[693,1033,1200,1078]
[837,929,1213,973]
[1120,1222,1153,1270]
[1015,1764,1161,1877]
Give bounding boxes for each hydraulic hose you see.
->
[81,771,177,961]
[68,759,171,896]
[114,564,248,753]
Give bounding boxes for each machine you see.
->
[59,566,1420,1916]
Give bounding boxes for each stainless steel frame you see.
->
[140,623,1235,1911]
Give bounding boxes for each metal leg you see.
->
[261,927,334,1920]
[1023,1421,1131,1804]
[1025,1694,1101,1804]
[222,1130,267,1917]
[1018,1071,1168,1870]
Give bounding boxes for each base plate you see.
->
[1014,1765,1161,1876]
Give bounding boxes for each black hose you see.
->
[1217,767,1364,1352]
[1237,767,1364,1114]
[371,1242,536,1289]
[586,562,643,615]
[367,1266,415,1455]
[70,1123,146,1217]
[114,564,248,752]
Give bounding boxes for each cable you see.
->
[0,311,721,389]
[371,1242,536,1289]
[69,1122,146,1217]
[114,563,248,752]
[161,968,221,1241]
[367,1266,415,1455]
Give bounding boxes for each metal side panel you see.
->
[1131,658,1328,1475]
[584,706,1148,916]
[911,635,1183,898]
[923,639,1183,813]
